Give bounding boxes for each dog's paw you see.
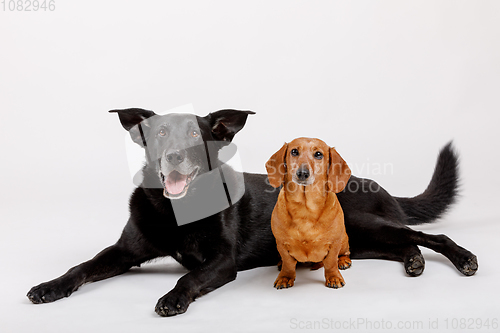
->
[405,253,425,277]
[27,280,77,304]
[325,276,345,289]
[338,257,352,270]
[458,255,478,276]
[155,291,192,317]
[274,276,295,289]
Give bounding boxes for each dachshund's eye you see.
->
[291,149,299,156]
[158,128,167,137]
[190,130,200,138]
[314,151,323,160]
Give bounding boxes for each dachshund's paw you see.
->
[274,276,295,289]
[338,257,352,270]
[458,255,478,276]
[405,253,425,277]
[155,291,191,317]
[27,280,77,304]
[325,276,345,289]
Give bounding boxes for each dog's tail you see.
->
[395,142,459,225]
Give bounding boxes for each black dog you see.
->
[27,109,477,316]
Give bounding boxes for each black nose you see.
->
[296,166,310,181]
[166,151,184,165]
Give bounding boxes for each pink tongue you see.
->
[165,171,188,195]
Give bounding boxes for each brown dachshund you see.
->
[266,137,352,289]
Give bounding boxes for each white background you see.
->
[1,1,499,332]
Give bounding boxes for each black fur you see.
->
[395,142,459,225]
[27,109,477,317]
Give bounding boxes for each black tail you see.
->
[396,142,459,225]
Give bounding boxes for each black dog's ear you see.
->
[109,108,156,146]
[205,109,256,142]
[109,108,156,131]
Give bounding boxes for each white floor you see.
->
[2,199,498,333]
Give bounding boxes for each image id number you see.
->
[2,0,55,11]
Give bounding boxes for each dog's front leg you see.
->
[273,243,297,289]
[27,244,149,304]
[322,244,345,289]
[155,252,237,317]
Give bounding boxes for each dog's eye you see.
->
[314,151,323,160]
[291,149,299,156]
[190,130,200,138]
[158,128,167,137]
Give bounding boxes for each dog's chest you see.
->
[139,221,207,261]
[284,224,332,263]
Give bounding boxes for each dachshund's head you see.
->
[266,137,351,193]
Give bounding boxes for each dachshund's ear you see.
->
[328,147,351,193]
[266,143,288,188]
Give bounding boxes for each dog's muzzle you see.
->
[296,166,310,181]
[292,165,315,186]
[160,168,199,199]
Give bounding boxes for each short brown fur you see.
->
[265,138,352,289]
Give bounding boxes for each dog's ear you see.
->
[328,147,351,193]
[205,109,256,142]
[266,143,288,188]
[109,108,157,147]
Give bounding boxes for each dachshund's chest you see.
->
[283,223,333,263]
[272,192,343,263]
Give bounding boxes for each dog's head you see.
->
[110,108,254,199]
[265,137,351,193]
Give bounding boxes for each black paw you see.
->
[458,255,478,276]
[27,280,78,304]
[155,291,192,317]
[405,253,425,277]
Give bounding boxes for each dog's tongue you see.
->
[165,171,188,195]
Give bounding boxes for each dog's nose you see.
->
[166,151,184,165]
[296,166,310,181]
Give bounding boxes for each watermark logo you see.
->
[264,161,388,194]
[124,104,245,226]
[289,317,499,330]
